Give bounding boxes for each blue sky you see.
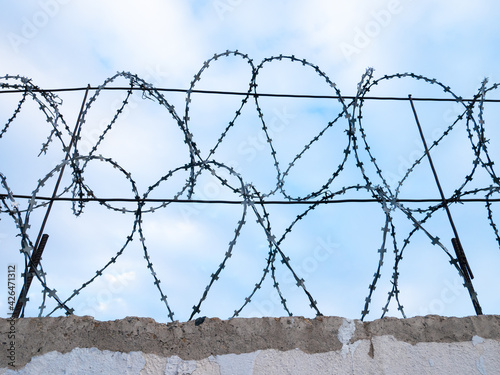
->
[1,0,500,323]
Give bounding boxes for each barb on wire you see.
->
[1,52,499,322]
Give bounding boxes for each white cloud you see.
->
[2,0,500,322]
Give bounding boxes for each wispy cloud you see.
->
[1,0,500,323]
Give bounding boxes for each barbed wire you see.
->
[1,51,499,321]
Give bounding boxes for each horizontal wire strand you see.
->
[1,85,500,102]
[1,194,499,204]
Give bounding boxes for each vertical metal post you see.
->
[12,234,49,318]
[408,95,482,315]
[13,85,91,318]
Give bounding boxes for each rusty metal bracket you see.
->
[13,85,91,318]
[408,95,482,316]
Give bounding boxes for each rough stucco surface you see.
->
[1,315,499,374]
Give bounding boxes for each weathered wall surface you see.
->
[1,315,500,374]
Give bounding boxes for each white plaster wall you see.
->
[2,334,499,374]
[2,316,500,374]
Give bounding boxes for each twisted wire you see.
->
[1,52,499,321]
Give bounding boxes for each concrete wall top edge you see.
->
[1,314,499,368]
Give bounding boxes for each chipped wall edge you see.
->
[1,315,500,374]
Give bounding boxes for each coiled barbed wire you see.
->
[1,51,499,321]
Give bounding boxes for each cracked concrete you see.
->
[1,315,499,374]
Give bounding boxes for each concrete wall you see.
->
[1,315,499,374]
